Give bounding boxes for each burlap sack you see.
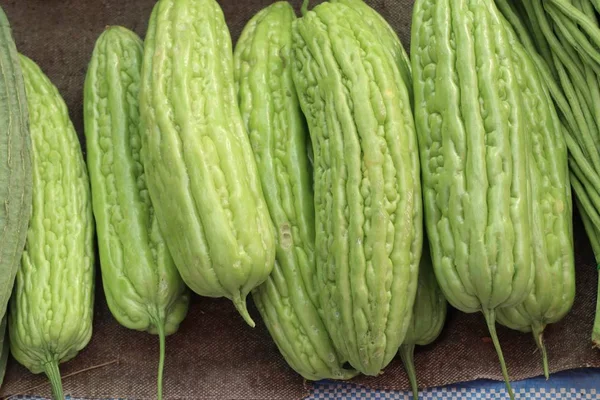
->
[0,0,599,398]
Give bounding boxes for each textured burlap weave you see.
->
[0,0,599,398]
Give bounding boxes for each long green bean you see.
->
[547,0,600,52]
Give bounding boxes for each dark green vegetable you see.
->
[292,1,422,376]
[0,6,33,342]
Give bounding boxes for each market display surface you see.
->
[0,0,600,399]
[10,369,600,399]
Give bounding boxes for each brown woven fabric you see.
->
[0,0,599,398]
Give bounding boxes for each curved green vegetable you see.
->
[9,54,95,400]
[234,2,356,381]
[411,0,537,397]
[84,26,190,399]
[139,0,276,326]
[292,1,422,376]
[399,242,446,400]
[0,6,33,343]
[493,0,575,379]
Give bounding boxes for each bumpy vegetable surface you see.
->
[496,0,600,349]
[234,2,356,381]
[139,0,275,327]
[399,242,446,400]
[330,0,413,102]
[292,2,422,376]
[84,26,190,399]
[9,54,95,400]
[0,6,33,338]
[493,0,575,379]
[411,0,536,397]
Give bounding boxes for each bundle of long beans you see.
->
[495,0,600,346]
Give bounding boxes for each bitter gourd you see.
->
[84,26,190,399]
[234,1,356,381]
[329,0,413,103]
[139,0,276,327]
[399,242,447,400]
[493,0,575,379]
[411,0,536,397]
[9,54,95,400]
[292,1,422,376]
[496,0,600,350]
[0,6,33,344]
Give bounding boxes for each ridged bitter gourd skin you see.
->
[9,54,95,400]
[234,2,356,381]
[84,26,190,399]
[411,0,536,397]
[399,242,447,400]
[292,2,423,376]
[493,2,575,378]
[0,6,33,335]
[139,0,276,326]
[330,0,413,103]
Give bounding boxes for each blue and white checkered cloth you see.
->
[308,368,600,399]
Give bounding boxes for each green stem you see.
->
[532,323,550,379]
[578,204,600,346]
[44,360,64,400]
[301,0,310,16]
[157,322,166,400]
[233,292,255,328]
[594,272,600,347]
[399,344,419,400]
[482,309,514,400]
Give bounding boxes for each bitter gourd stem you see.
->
[532,323,549,379]
[233,293,255,328]
[44,360,63,400]
[301,0,309,16]
[399,344,419,400]
[157,322,166,400]
[482,309,514,400]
